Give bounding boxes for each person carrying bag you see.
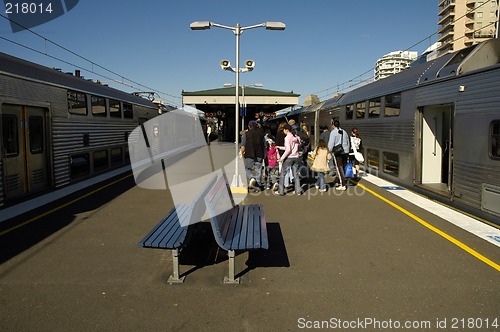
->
[349,128,364,179]
[328,120,350,190]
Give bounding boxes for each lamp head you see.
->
[264,22,286,30]
[190,21,211,30]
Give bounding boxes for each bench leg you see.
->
[167,249,186,284]
[224,250,240,284]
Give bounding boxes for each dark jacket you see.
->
[244,127,265,159]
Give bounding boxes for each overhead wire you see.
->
[0,13,182,107]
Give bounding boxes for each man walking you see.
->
[328,120,350,190]
[240,120,265,190]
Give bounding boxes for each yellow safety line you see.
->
[0,174,133,237]
[358,183,500,272]
[230,187,248,194]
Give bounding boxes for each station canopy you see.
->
[182,86,299,120]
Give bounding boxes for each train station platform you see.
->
[1,143,499,331]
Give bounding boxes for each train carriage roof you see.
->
[0,52,156,108]
[338,52,454,105]
[337,39,500,106]
[319,93,343,110]
[287,100,326,117]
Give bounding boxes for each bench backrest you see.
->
[182,174,218,227]
[204,173,235,249]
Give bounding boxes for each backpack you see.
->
[295,129,310,156]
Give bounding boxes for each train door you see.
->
[1,104,49,200]
[418,105,453,195]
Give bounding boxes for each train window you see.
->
[384,93,401,117]
[366,148,379,172]
[67,91,87,115]
[383,152,399,177]
[28,116,44,154]
[490,121,500,159]
[70,153,90,179]
[123,103,133,119]
[2,114,19,156]
[111,148,123,166]
[92,96,106,117]
[356,102,366,119]
[109,99,121,118]
[369,98,381,118]
[93,150,108,172]
[346,104,354,120]
[124,145,130,162]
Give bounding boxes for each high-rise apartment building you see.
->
[374,51,418,81]
[437,0,498,55]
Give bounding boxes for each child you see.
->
[265,139,280,191]
[310,139,332,192]
[349,128,363,178]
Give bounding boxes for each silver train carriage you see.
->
[0,52,159,208]
[295,39,500,222]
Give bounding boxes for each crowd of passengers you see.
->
[238,118,363,195]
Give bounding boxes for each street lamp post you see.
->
[190,21,285,189]
[224,83,263,130]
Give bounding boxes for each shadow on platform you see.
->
[178,222,289,280]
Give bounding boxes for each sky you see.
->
[0,0,440,107]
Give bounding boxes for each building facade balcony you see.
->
[439,2,456,16]
[437,29,455,43]
[438,11,455,25]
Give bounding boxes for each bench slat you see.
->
[139,204,190,249]
[237,205,250,250]
[151,205,191,248]
[219,210,235,250]
[246,205,255,249]
[259,204,269,249]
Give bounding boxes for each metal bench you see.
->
[204,173,269,284]
[138,175,217,283]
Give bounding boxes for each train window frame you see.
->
[345,104,354,120]
[368,98,381,118]
[356,102,366,119]
[111,147,123,166]
[91,96,107,117]
[2,114,19,157]
[93,150,109,172]
[109,99,121,118]
[490,120,500,159]
[70,153,90,179]
[384,93,401,117]
[123,103,133,119]
[366,148,380,172]
[28,115,44,154]
[382,151,400,177]
[67,90,87,115]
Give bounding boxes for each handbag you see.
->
[331,129,345,156]
[354,151,364,163]
[344,162,354,178]
[332,144,344,156]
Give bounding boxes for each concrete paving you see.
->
[1,143,499,331]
